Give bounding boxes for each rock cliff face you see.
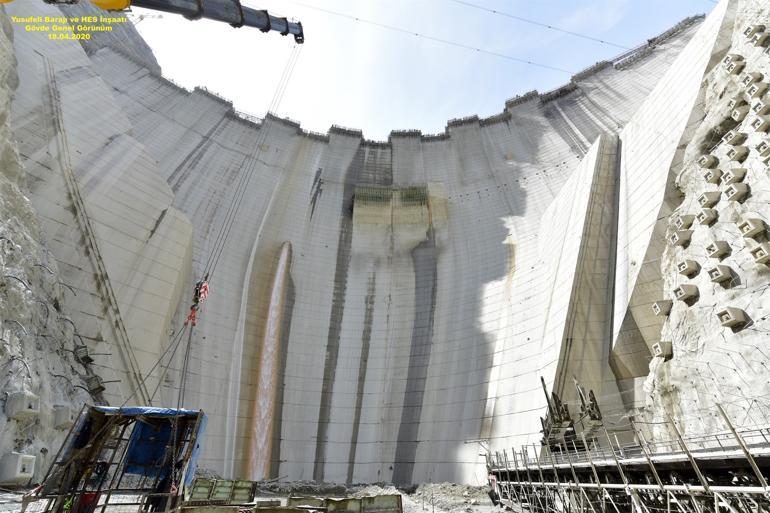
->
[2,0,768,488]
[0,7,90,484]
[642,0,770,441]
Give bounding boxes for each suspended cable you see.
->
[284,1,574,74]
[203,44,303,279]
[447,0,630,50]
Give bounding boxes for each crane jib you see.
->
[126,0,304,43]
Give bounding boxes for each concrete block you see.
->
[697,190,721,207]
[732,105,750,121]
[669,230,693,246]
[698,154,718,168]
[677,259,700,277]
[750,242,770,264]
[722,130,746,145]
[738,218,765,238]
[0,453,35,484]
[673,284,699,301]
[757,140,770,157]
[720,168,746,185]
[743,25,765,38]
[652,341,673,360]
[726,145,749,162]
[747,83,769,99]
[752,99,770,115]
[726,60,746,75]
[724,182,749,202]
[717,307,747,327]
[729,95,747,110]
[674,214,695,230]
[703,168,723,183]
[5,392,40,420]
[53,405,76,430]
[751,115,770,132]
[739,72,763,88]
[707,264,732,283]
[652,300,673,316]
[752,32,770,47]
[696,208,718,226]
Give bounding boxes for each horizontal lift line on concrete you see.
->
[488,381,770,513]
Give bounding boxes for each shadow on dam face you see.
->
[306,129,530,484]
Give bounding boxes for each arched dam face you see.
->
[2,0,770,487]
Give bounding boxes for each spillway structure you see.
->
[1,0,770,492]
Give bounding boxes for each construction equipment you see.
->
[48,0,305,43]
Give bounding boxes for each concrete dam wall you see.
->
[2,0,769,488]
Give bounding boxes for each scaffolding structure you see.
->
[22,406,206,513]
[488,398,770,513]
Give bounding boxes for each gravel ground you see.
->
[0,481,495,513]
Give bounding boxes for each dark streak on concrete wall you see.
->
[312,145,364,482]
[392,227,438,485]
[346,273,376,484]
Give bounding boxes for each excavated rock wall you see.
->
[0,7,91,484]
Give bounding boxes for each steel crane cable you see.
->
[117,323,190,407]
[285,1,575,74]
[201,43,303,280]
[447,0,631,50]
[206,45,301,279]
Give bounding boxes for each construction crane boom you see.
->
[90,0,304,43]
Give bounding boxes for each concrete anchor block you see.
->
[724,182,749,202]
[677,259,700,277]
[706,240,731,259]
[722,130,747,145]
[721,168,746,185]
[673,284,699,302]
[717,307,747,328]
[704,168,723,184]
[696,208,718,226]
[698,154,718,168]
[53,405,76,430]
[652,300,673,316]
[674,214,695,230]
[732,105,750,121]
[723,53,745,65]
[740,72,763,88]
[752,32,770,47]
[750,242,770,264]
[751,115,770,132]
[757,140,770,157]
[729,95,747,110]
[726,60,746,75]
[726,145,749,162]
[743,25,765,38]
[5,392,40,420]
[0,453,35,484]
[669,230,693,247]
[707,264,732,283]
[747,82,769,99]
[652,341,673,360]
[752,99,770,115]
[738,218,765,238]
[697,190,721,207]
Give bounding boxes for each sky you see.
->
[131,0,719,141]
